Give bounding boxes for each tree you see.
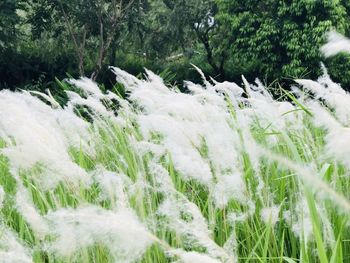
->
[61,0,138,80]
[134,0,231,80]
[28,0,137,80]
[0,0,20,51]
[216,0,349,83]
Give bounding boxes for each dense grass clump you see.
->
[1,50,350,262]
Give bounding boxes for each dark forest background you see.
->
[1,0,350,94]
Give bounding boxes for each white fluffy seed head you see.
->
[260,206,280,226]
[45,206,152,262]
[0,225,33,263]
[321,31,350,57]
[172,249,222,263]
[0,90,91,190]
[0,186,4,209]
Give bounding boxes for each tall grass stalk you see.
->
[1,38,350,262]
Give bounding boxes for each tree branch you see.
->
[58,1,85,75]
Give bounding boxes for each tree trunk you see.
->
[109,40,118,66]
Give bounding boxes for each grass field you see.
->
[0,63,350,263]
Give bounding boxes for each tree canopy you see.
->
[216,0,350,82]
[1,0,350,91]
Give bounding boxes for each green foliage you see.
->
[216,0,350,84]
[0,0,20,50]
[324,53,350,88]
[2,0,350,91]
[1,87,350,262]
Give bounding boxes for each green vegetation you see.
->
[2,1,350,262]
[0,65,350,262]
[2,0,350,91]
